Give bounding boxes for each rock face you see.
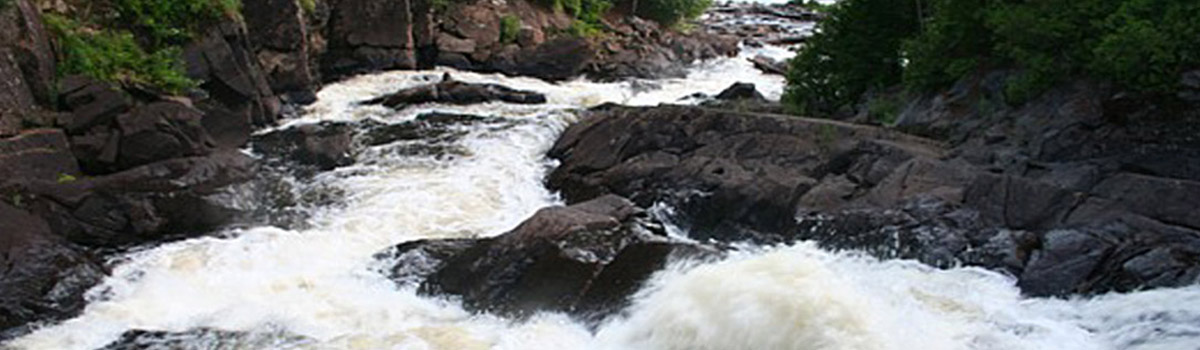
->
[547,101,1200,297]
[363,74,547,108]
[243,0,317,103]
[183,22,282,148]
[323,0,419,76]
[378,195,716,322]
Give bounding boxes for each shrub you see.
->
[299,0,317,15]
[636,0,711,27]
[45,14,196,93]
[500,15,521,44]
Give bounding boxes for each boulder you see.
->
[0,49,35,136]
[380,195,715,322]
[184,22,281,147]
[0,202,106,336]
[115,102,215,168]
[363,74,546,108]
[748,55,787,75]
[714,82,765,101]
[252,121,355,171]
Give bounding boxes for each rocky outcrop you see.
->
[323,0,422,77]
[0,0,56,136]
[243,0,318,103]
[97,328,311,350]
[587,17,739,81]
[363,74,546,108]
[0,201,106,337]
[184,22,282,148]
[377,195,716,322]
[547,101,1200,297]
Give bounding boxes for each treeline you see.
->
[784,0,1200,115]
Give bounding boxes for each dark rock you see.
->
[489,37,595,82]
[1019,228,1116,296]
[242,0,315,97]
[363,76,546,108]
[59,77,132,135]
[0,48,36,136]
[381,195,711,322]
[0,129,81,182]
[0,0,56,106]
[97,328,310,350]
[116,102,215,168]
[0,202,106,336]
[323,0,418,76]
[714,82,765,101]
[184,22,281,144]
[252,121,355,171]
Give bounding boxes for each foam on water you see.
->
[8,50,1200,350]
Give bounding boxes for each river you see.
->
[6,26,1200,350]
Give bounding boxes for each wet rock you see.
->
[714,82,765,101]
[748,55,788,75]
[548,104,938,240]
[184,22,281,146]
[97,328,311,350]
[0,202,106,336]
[252,121,355,171]
[1019,228,1117,296]
[381,195,715,322]
[363,75,546,108]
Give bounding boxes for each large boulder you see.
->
[0,202,106,336]
[0,129,81,182]
[363,74,546,108]
[378,195,716,322]
[486,37,596,82]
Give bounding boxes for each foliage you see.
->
[785,0,1200,114]
[299,0,317,15]
[636,0,711,27]
[500,15,521,44]
[866,95,902,125]
[783,0,920,115]
[114,0,242,48]
[44,14,196,93]
[56,173,77,184]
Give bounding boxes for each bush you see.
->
[500,15,521,44]
[783,0,920,115]
[45,15,195,93]
[299,0,317,15]
[636,0,711,27]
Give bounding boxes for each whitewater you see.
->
[6,44,1200,350]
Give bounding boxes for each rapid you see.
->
[6,40,1200,350]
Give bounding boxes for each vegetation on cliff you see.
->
[44,0,243,93]
[784,0,1200,115]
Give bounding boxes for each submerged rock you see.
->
[97,328,311,350]
[377,195,718,323]
[363,74,546,109]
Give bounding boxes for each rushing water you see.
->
[7,44,1200,350]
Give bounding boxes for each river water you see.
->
[7,38,1200,350]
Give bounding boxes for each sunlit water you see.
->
[7,44,1200,350]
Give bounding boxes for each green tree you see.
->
[784,0,921,115]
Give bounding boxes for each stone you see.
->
[0,129,81,182]
[363,76,547,108]
[324,0,418,75]
[252,121,355,171]
[1019,229,1115,297]
[714,82,765,101]
[435,32,476,54]
[0,0,56,105]
[488,37,595,82]
[116,102,215,168]
[0,202,106,336]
